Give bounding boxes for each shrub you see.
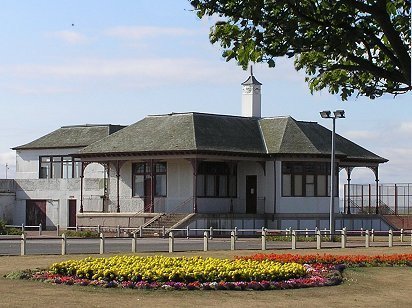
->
[0,219,21,235]
[0,219,6,235]
[63,230,99,238]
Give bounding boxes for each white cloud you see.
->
[399,122,412,135]
[47,30,88,44]
[4,84,77,95]
[0,57,242,86]
[343,130,379,140]
[105,26,195,40]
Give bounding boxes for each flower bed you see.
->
[7,255,343,291]
[49,256,307,283]
[236,253,412,267]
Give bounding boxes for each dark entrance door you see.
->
[246,175,257,214]
[26,200,46,229]
[144,177,153,212]
[68,200,77,227]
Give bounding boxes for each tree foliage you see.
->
[190,0,411,100]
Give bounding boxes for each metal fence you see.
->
[1,226,411,256]
[345,183,412,214]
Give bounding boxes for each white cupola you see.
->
[241,66,262,117]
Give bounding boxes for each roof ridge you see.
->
[280,118,320,153]
[257,121,269,154]
[191,113,198,149]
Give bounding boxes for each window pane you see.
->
[40,165,50,178]
[40,157,51,179]
[282,174,291,196]
[133,175,144,197]
[197,175,205,196]
[63,157,72,179]
[294,175,303,196]
[317,175,327,196]
[52,161,62,178]
[155,174,167,196]
[305,175,315,196]
[134,163,146,174]
[229,175,237,197]
[206,175,215,196]
[73,160,82,178]
[218,175,227,197]
[155,162,166,173]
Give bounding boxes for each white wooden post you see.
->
[410,230,412,247]
[305,228,309,238]
[230,231,236,250]
[209,227,213,239]
[100,233,105,254]
[116,225,121,237]
[360,227,364,236]
[169,232,174,253]
[316,230,321,250]
[400,229,404,242]
[341,227,347,249]
[371,229,375,242]
[203,231,208,251]
[162,226,166,238]
[365,230,370,248]
[186,226,190,239]
[61,233,67,255]
[291,230,297,250]
[261,229,266,251]
[21,223,25,233]
[20,233,26,256]
[75,224,78,232]
[139,225,143,238]
[97,225,101,234]
[56,224,60,236]
[132,233,137,253]
[38,224,42,236]
[234,226,238,240]
[388,229,393,247]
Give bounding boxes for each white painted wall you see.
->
[13,148,106,228]
[13,178,103,228]
[237,161,266,213]
[15,148,104,179]
[104,159,194,213]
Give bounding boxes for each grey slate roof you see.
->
[77,112,387,164]
[77,113,266,155]
[13,124,125,150]
[259,117,387,162]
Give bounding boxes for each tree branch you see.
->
[347,54,407,84]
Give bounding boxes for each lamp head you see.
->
[320,110,331,118]
[333,110,345,118]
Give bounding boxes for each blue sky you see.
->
[0,0,411,185]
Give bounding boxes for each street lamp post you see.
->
[320,110,345,240]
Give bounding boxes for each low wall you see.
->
[76,212,158,228]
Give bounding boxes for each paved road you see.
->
[1,236,410,256]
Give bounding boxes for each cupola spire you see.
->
[241,65,262,117]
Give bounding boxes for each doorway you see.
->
[144,176,153,212]
[246,175,257,214]
[68,200,77,227]
[26,200,46,229]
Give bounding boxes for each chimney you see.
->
[241,66,262,117]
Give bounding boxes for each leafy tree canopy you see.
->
[190,0,411,100]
